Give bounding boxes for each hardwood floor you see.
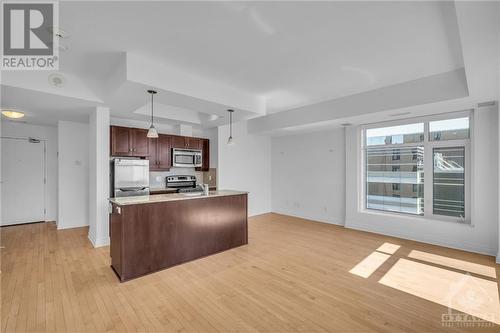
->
[1,213,499,332]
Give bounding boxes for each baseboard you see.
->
[497,253,500,264]
[87,231,109,248]
[272,210,345,226]
[57,224,89,230]
[87,230,97,247]
[345,219,496,257]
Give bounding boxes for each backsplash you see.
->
[150,167,203,189]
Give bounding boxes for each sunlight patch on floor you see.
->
[408,250,496,279]
[379,258,500,325]
[376,242,401,254]
[349,251,390,278]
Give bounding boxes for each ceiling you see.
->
[1,1,497,131]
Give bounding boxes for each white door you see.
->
[1,138,45,226]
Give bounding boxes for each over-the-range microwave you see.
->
[172,148,202,167]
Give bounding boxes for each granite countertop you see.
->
[149,188,178,193]
[109,190,248,206]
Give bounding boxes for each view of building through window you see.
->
[366,122,424,215]
[365,116,469,220]
[433,147,465,218]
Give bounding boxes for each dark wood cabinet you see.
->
[110,126,208,171]
[110,126,150,157]
[110,126,131,156]
[171,135,201,149]
[195,138,210,172]
[186,137,201,149]
[110,193,248,282]
[149,134,171,171]
[171,135,185,149]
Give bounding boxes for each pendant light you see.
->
[146,89,159,138]
[227,109,235,145]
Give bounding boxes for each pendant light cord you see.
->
[229,110,232,137]
[151,92,154,125]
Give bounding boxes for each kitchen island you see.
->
[109,191,248,281]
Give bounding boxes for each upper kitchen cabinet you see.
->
[149,134,171,171]
[110,126,150,157]
[131,128,150,156]
[110,126,131,156]
[171,135,201,149]
[195,138,210,172]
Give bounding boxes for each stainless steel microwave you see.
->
[172,148,202,167]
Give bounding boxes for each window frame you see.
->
[361,110,473,224]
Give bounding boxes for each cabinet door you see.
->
[195,139,210,171]
[157,135,172,170]
[131,129,150,156]
[110,126,131,156]
[171,136,186,149]
[148,138,159,170]
[186,137,201,149]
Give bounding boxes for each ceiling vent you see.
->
[389,111,411,117]
[477,101,496,108]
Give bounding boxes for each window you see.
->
[433,147,465,218]
[364,114,470,223]
[365,123,424,215]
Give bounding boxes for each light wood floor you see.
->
[1,213,499,332]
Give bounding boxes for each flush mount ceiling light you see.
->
[1,109,25,119]
[227,109,235,145]
[48,73,65,87]
[146,90,159,138]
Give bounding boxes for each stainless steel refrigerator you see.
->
[111,159,150,197]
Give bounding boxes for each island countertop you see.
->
[109,190,248,281]
[109,190,248,206]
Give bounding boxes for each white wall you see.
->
[271,129,346,225]
[218,120,271,216]
[58,121,89,229]
[1,122,58,221]
[88,107,110,247]
[344,107,498,256]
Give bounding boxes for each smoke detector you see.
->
[48,73,66,87]
[48,26,69,38]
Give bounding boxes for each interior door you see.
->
[1,138,45,226]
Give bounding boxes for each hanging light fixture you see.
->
[227,109,235,145]
[146,89,159,138]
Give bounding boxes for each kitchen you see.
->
[108,93,246,281]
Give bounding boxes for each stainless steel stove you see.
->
[166,175,203,193]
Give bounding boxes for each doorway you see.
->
[1,137,46,226]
